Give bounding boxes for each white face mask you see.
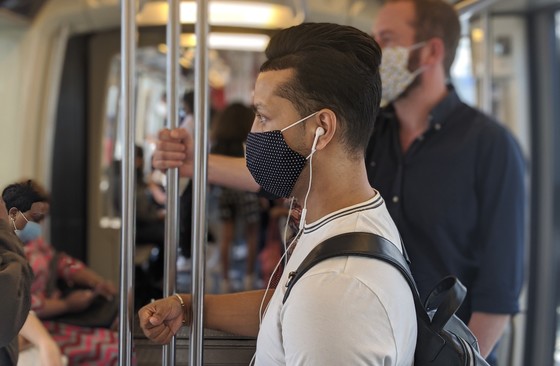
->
[380,42,425,107]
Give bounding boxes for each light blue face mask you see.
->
[14,211,42,243]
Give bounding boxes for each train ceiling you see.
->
[1,0,559,24]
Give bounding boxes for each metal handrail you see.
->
[162,0,181,364]
[191,0,210,365]
[118,0,137,364]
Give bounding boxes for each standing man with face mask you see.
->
[369,1,524,364]
[140,22,417,365]
[153,1,525,363]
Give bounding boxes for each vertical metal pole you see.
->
[118,0,137,365]
[162,0,181,364]
[191,0,209,365]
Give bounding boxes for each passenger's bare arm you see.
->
[19,312,63,366]
[203,290,273,336]
[468,312,510,358]
[138,290,274,344]
[69,267,117,300]
[208,154,260,192]
[153,128,259,192]
[37,290,96,318]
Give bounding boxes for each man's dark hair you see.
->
[211,102,254,145]
[388,0,461,77]
[2,180,49,212]
[261,22,382,157]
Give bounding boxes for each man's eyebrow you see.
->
[376,30,393,38]
[252,103,265,114]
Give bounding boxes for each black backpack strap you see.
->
[281,232,432,325]
[424,276,467,331]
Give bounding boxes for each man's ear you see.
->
[423,38,445,68]
[313,109,337,151]
[8,207,18,220]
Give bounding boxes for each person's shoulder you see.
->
[454,100,507,133]
[0,221,23,255]
[373,107,393,132]
[454,101,521,151]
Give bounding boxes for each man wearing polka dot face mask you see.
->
[245,111,319,201]
[140,23,417,365]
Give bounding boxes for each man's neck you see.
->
[393,81,448,153]
[294,160,375,225]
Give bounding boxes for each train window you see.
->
[97,45,264,227]
[98,58,122,228]
[98,47,182,227]
[451,35,477,106]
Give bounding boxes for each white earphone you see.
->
[311,127,325,153]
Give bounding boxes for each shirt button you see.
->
[418,135,424,141]
[370,161,376,167]
[392,196,399,203]
[434,123,441,130]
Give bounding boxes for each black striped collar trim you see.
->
[303,193,384,234]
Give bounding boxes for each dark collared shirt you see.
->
[366,88,525,322]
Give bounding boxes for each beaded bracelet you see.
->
[173,293,187,325]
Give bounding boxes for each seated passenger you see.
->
[2,180,127,366]
[0,196,33,366]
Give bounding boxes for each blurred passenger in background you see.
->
[257,198,291,288]
[135,145,166,250]
[0,196,33,366]
[3,180,126,366]
[180,90,195,135]
[147,167,167,210]
[177,90,217,262]
[210,103,260,291]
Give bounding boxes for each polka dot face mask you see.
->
[245,111,318,199]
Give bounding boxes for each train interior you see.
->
[1,0,560,364]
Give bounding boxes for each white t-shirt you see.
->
[255,193,417,365]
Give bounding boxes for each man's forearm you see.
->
[69,267,103,288]
[18,312,52,347]
[468,312,510,357]
[203,289,273,337]
[208,154,259,192]
[36,298,68,318]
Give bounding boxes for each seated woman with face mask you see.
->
[2,180,129,366]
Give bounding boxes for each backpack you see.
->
[282,232,490,366]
